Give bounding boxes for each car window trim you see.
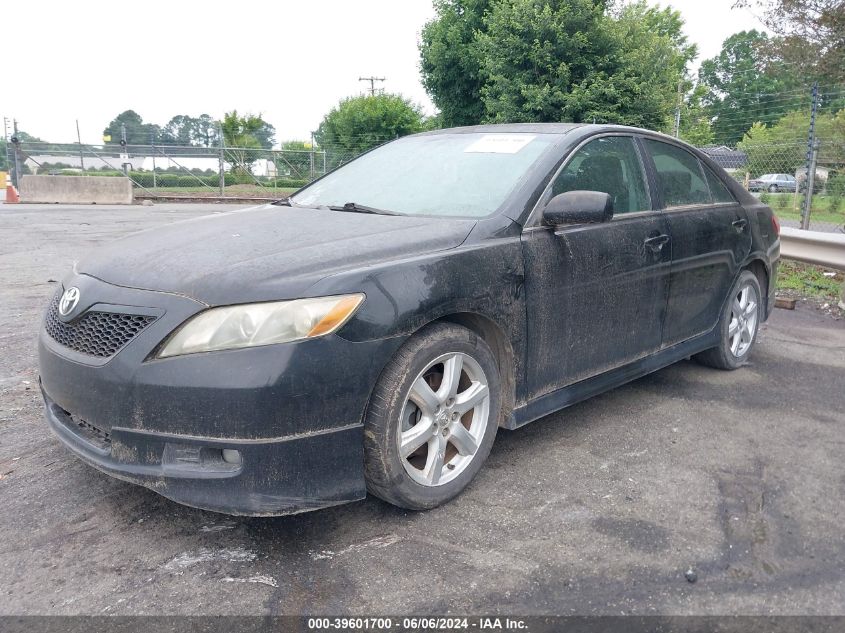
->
[658,200,739,213]
[524,132,657,228]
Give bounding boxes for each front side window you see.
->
[644,139,710,208]
[550,136,650,214]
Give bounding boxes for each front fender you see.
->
[309,238,527,381]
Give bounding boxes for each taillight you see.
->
[771,214,780,236]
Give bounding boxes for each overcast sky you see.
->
[3,0,766,145]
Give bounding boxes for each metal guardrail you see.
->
[779,227,845,270]
[779,227,845,308]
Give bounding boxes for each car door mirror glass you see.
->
[542,190,614,225]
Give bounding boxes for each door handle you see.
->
[732,219,748,233]
[643,234,670,252]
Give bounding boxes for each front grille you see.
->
[45,292,157,358]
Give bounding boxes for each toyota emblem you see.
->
[58,287,81,316]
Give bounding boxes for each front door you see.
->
[520,135,671,401]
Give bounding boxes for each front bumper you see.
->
[42,387,365,515]
[38,274,405,515]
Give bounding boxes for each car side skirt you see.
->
[507,328,720,429]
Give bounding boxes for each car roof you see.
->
[416,122,666,137]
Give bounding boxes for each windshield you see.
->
[292,133,556,218]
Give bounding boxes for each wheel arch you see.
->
[744,257,771,318]
[433,312,517,428]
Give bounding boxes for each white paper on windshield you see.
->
[464,134,536,154]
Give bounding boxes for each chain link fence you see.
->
[700,141,845,234]
[7,140,372,201]
[6,133,844,233]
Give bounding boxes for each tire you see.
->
[694,270,763,370]
[768,184,778,193]
[363,322,501,510]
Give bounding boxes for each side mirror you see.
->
[542,190,613,226]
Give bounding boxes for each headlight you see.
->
[156,294,364,358]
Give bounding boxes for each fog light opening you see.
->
[221,449,242,465]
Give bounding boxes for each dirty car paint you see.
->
[37,124,780,515]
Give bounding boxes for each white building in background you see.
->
[25,154,278,177]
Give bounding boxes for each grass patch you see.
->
[777,260,843,300]
[765,193,845,225]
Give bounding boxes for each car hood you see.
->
[78,204,477,305]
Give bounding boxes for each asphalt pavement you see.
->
[0,203,843,616]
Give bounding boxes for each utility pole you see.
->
[75,119,86,171]
[309,131,316,180]
[3,117,12,184]
[12,119,22,188]
[120,123,129,175]
[673,79,683,138]
[218,122,225,195]
[150,129,157,189]
[359,76,385,96]
[800,82,820,230]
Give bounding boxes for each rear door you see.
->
[640,138,752,348]
[520,135,671,399]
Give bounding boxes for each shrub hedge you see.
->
[48,170,308,190]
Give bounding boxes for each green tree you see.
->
[160,115,194,145]
[679,83,715,146]
[278,140,313,179]
[160,114,220,146]
[420,0,695,129]
[734,0,845,83]
[220,111,274,174]
[194,114,220,147]
[220,111,275,149]
[102,110,161,145]
[698,30,801,146]
[419,0,491,127]
[738,108,845,177]
[15,131,46,143]
[605,2,697,129]
[314,94,425,157]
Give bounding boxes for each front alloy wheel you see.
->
[399,352,490,487]
[363,323,501,510]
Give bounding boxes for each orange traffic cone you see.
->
[5,184,20,203]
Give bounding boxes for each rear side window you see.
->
[643,139,710,207]
[702,165,735,203]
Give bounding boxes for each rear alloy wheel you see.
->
[694,270,762,370]
[727,283,760,358]
[363,323,501,510]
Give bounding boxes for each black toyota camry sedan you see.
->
[39,124,780,515]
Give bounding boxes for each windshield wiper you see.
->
[327,202,402,216]
[272,197,295,206]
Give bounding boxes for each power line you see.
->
[358,76,386,96]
